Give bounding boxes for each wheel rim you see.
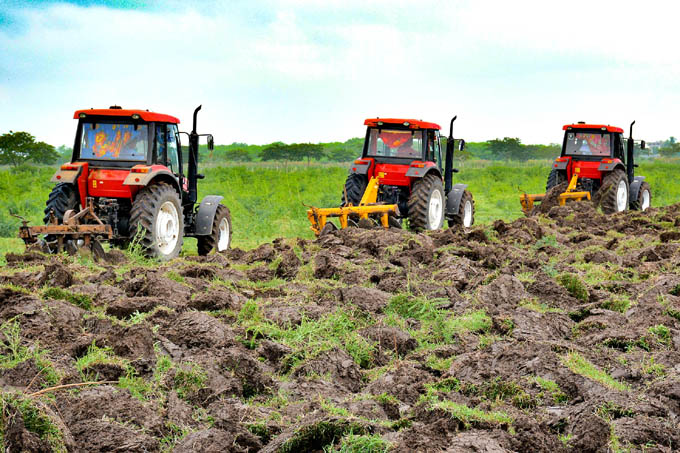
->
[616,180,628,212]
[641,189,650,211]
[217,217,230,251]
[428,189,443,229]
[463,200,473,227]
[156,201,180,256]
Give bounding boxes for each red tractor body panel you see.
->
[73,108,180,124]
[87,169,139,199]
[372,162,413,187]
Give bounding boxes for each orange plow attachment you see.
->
[520,168,591,214]
[307,176,398,236]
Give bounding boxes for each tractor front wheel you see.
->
[448,190,474,228]
[630,182,651,211]
[407,173,445,231]
[342,174,367,206]
[129,182,184,260]
[197,204,232,255]
[598,169,629,214]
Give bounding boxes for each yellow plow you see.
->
[307,176,398,236]
[520,168,591,214]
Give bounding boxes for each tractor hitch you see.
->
[520,168,591,214]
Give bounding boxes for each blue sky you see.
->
[1,0,678,146]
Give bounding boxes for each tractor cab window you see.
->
[167,124,180,175]
[367,128,424,159]
[431,131,442,167]
[564,131,611,157]
[79,122,148,161]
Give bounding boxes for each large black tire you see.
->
[545,168,566,192]
[43,183,80,224]
[630,181,651,211]
[129,182,184,260]
[197,204,232,255]
[448,190,474,228]
[342,173,367,205]
[407,173,445,231]
[597,169,629,214]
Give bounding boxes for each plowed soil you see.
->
[2,202,680,452]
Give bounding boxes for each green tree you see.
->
[57,145,72,162]
[224,147,253,162]
[261,142,291,162]
[487,137,527,160]
[659,143,680,158]
[0,131,59,167]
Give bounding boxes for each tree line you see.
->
[1,130,678,167]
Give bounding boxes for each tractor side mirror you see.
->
[207,135,214,151]
[640,140,646,150]
[458,139,466,152]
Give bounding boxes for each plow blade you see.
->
[307,175,398,236]
[520,168,591,214]
[15,197,113,256]
[307,204,398,236]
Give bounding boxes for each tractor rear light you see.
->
[131,166,150,173]
[60,164,79,171]
[135,177,140,182]
[352,167,356,171]
[412,163,425,168]
[354,159,369,165]
[56,175,62,179]
[131,113,141,120]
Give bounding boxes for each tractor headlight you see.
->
[79,113,87,118]
[131,114,141,120]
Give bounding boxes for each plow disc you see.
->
[15,197,113,258]
[307,176,399,236]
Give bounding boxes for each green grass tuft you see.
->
[42,287,93,310]
[561,352,628,391]
[557,274,589,302]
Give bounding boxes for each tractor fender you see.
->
[445,183,468,216]
[349,163,371,175]
[405,165,441,179]
[597,161,625,172]
[51,163,84,184]
[629,176,646,203]
[194,195,225,236]
[553,160,568,171]
[124,168,181,194]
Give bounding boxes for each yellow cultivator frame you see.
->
[307,176,398,236]
[520,168,591,214]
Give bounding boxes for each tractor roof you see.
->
[73,108,180,124]
[364,118,441,130]
[563,123,623,133]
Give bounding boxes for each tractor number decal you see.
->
[80,124,148,161]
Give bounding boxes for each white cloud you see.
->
[0,0,678,147]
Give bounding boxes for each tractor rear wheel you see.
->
[546,168,566,191]
[448,190,474,228]
[44,183,80,224]
[407,173,445,231]
[197,204,232,255]
[342,174,367,206]
[598,169,629,214]
[630,182,651,211]
[129,182,184,260]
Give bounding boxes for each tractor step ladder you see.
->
[307,175,398,236]
[520,168,591,214]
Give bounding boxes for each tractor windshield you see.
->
[79,122,149,161]
[366,128,424,159]
[564,131,611,157]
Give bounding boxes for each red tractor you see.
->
[19,105,231,260]
[307,116,473,234]
[521,121,650,214]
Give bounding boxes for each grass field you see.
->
[0,159,678,252]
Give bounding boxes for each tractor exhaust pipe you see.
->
[627,120,635,184]
[444,116,457,194]
[188,105,202,205]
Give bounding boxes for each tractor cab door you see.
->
[613,133,625,163]
[426,130,442,168]
[155,123,187,192]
